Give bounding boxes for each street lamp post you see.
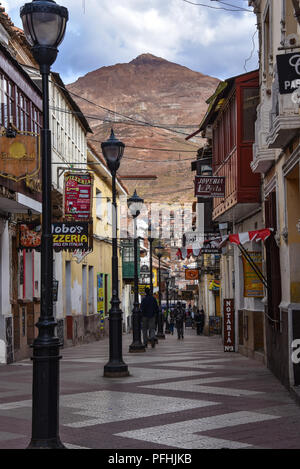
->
[148,225,154,295]
[165,277,170,334]
[20,0,68,449]
[128,190,145,353]
[101,129,129,377]
[154,245,165,339]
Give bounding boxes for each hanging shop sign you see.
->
[194,176,225,198]
[277,53,300,94]
[242,252,264,298]
[18,223,41,250]
[18,222,92,251]
[181,290,194,301]
[52,222,90,251]
[0,131,40,182]
[185,269,199,281]
[224,299,235,352]
[64,172,93,221]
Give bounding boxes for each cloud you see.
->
[3,0,257,83]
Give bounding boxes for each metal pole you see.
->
[28,69,64,449]
[165,281,170,334]
[104,172,129,377]
[156,255,165,339]
[129,218,145,353]
[149,237,153,294]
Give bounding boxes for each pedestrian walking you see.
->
[175,302,185,340]
[140,288,159,348]
[199,307,205,334]
[194,310,201,336]
[169,311,175,335]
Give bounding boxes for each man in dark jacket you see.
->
[175,302,185,340]
[140,288,159,348]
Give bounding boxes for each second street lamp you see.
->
[165,276,170,334]
[128,190,145,353]
[148,224,154,294]
[101,129,129,377]
[20,0,68,449]
[154,245,165,339]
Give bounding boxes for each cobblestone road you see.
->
[1,328,300,449]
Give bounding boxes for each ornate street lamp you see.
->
[154,244,165,339]
[148,224,154,294]
[165,276,170,334]
[20,0,68,449]
[128,190,145,353]
[101,129,129,377]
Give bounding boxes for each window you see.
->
[242,88,259,142]
[96,189,102,219]
[285,0,298,38]
[82,264,87,315]
[107,199,112,225]
[263,5,272,88]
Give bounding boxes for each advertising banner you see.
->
[194,176,225,198]
[64,172,93,221]
[224,299,235,352]
[242,252,264,298]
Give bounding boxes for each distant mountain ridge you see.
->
[67,54,220,203]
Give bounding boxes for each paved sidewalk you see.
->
[1,328,300,449]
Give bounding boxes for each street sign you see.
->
[195,176,225,198]
[224,299,235,352]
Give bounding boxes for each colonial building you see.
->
[249,0,300,387]
[190,70,265,355]
[0,7,43,363]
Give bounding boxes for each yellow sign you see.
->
[131,285,150,295]
[243,252,264,298]
[0,132,40,182]
[153,268,158,288]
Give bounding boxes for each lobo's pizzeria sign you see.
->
[18,222,91,251]
[195,176,225,198]
[224,299,235,352]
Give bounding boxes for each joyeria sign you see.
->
[277,53,300,94]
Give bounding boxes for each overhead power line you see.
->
[181,0,252,12]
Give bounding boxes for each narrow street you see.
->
[0,328,300,450]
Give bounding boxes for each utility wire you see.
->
[181,0,248,11]
[212,0,253,13]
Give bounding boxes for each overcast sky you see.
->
[3,0,258,84]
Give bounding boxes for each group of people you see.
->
[140,288,205,347]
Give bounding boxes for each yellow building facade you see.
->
[60,142,127,345]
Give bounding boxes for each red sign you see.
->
[64,173,93,221]
[195,176,225,198]
[224,299,235,352]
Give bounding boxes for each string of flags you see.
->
[176,228,273,260]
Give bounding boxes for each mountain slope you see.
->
[67,54,220,203]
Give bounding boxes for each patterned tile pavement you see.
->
[1,328,300,449]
